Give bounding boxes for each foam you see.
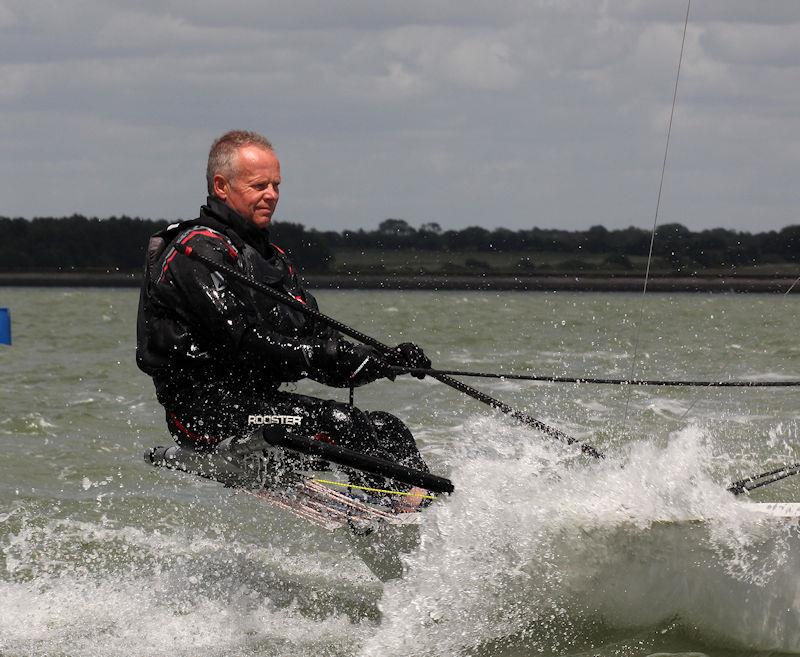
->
[0,577,368,657]
[0,516,378,657]
[5,415,800,656]
[362,419,800,656]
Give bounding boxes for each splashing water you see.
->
[1,510,379,657]
[364,418,800,656]
[4,288,800,656]
[3,415,800,657]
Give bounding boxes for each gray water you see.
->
[1,287,800,657]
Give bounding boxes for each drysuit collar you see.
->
[200,196,271,256]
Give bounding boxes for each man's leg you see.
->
[366,411,431,510]
[165,388,429,495]
[165,385,248,450]
[166,387,380,448]
[366,411,429,472]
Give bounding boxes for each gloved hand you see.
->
[313,339,431,386]
[335,342,395,386]
[385,342,431,379]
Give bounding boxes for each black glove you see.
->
[385,342,431,379]
[334,342,395,386]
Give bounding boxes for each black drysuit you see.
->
[136,197,426,473]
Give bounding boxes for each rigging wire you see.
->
[785,274,800,295]
[622,0,692,431]
[611,2,800,492]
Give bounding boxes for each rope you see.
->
[394,366,800,387]
[727,463,800,496]
[174,242,604,459]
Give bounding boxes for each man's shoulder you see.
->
[149,219,215,247]
[152,218,231,255]
[172,222,235,247]
[147,220,240,285]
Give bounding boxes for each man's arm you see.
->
[160,229,321,379]
[159,229,428,386]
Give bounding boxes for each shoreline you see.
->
[0,272,798,293]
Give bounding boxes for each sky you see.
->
[1,1,798,233]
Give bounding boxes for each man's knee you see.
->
[367,411,412,439]
[318,402,369,435]
[167,410,226,451]
[367,411,428,472]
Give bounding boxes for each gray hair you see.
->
[206,130,274,196]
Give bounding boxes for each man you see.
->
[137,130,431,495]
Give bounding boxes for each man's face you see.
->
[214,145,281,229]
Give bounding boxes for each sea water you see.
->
[1,288,799,657]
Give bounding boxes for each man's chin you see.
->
[250,214,272,229]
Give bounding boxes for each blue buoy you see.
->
[0,308,11,345]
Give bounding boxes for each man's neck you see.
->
[203,196,270,249]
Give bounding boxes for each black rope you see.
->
[258,429,455,494]
[173,243,604,460]
[392,366,800,388]
[727,462,800,496]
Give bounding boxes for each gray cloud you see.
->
[0,0,798,232]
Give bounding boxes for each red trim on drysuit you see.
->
[271,245,306,303]
[167,411,221,446]
[162,229,238,277]
[168,416,335,449]
[312,432,336,445]
[271,242,300,286]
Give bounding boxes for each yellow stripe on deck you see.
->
[312,479,436,500]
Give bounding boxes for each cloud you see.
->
[0,2,16,28]
[0,1,798,232]
[701,22,800,68]
[377,27,521,91]
[94,10,223,50]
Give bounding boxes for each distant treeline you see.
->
[0,215,798,273]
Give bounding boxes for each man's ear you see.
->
[212,174,228,200]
